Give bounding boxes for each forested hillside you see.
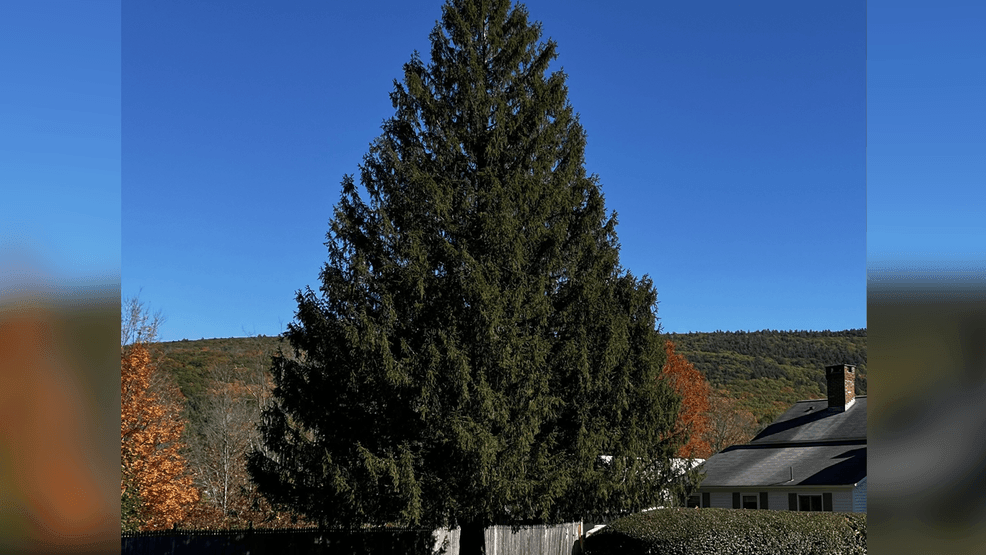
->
[150,336,281,427]
[153,329,866,446]
[145,335,310,529]
[144,328,865,527]
[666,329,867,425]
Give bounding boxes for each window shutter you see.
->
[788,493,797,511]
[823,493,833,512]
[760,492,768,510]
[733,492,740,509]
[702,493,710,508]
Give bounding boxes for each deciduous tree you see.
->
[122,294,163,347]
[702,389,760,455]
[185,364,266,524]
[121,299,199,531]
[662,340,712,459]
[248,1,681,553]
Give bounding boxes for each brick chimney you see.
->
[825,364,856,412]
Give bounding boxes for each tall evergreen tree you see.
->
[248,1,684,552]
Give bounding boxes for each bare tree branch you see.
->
[122,294,164,347]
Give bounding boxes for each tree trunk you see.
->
[460,520,486,555]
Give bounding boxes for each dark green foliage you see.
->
[148,330,867,441]
[666,330,866,424]
[247,0,682,541]
[585,508,866,555]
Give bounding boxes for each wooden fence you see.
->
[435,522,584,555]
[122,522,585,555]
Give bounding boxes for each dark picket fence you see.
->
[121,526,439,555]
[122,522,584,555]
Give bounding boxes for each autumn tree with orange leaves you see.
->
[661,340,712,459]
[121,298,199,531]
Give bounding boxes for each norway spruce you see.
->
[248,1,684,552]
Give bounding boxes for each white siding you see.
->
[853,477,867,512]
[832,490,853,512]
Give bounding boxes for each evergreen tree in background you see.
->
[248,1,683,552]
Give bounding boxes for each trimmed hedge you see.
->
[585,508,866,555]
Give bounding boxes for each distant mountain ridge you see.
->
[150,329,865,429]
[149,335,283,429]
[666,329,866,425]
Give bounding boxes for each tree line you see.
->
[123,325,782,532]
[122,300,311,531]
[122,314,857,535]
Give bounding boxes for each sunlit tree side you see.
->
[121,298,199,531]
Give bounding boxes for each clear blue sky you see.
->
[3,2,982,341]
[867,1,986,272]
[121,0,869,341]
[1,2,120,287]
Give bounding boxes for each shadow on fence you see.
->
[122,522,585,555]
[122,527,439,555]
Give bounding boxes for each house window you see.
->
[798,495,823,512]
[687,495,701,508]
[742,495,759,510]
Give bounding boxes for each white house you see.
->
[693,364,866,513]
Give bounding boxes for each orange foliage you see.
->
[661,340,712,459]
[121,343,200,530]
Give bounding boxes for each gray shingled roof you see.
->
[750,396,866,444]
[698,441,866,487]
[698,396,867,488]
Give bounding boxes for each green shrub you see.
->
[585,508,866,555]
